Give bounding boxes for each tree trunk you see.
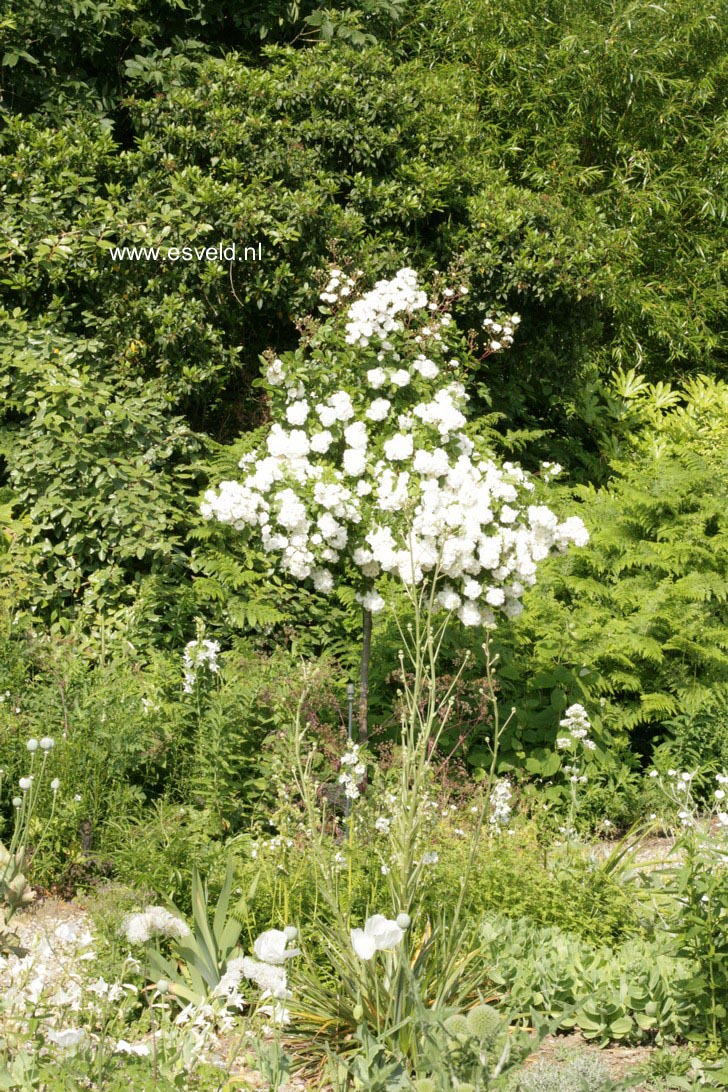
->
[359,606,372,742]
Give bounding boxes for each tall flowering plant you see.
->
[201,266,588,735]
[279,575,535,1085]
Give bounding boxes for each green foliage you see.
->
[0,739,59,942]
[144,852,243,1006]
[427,825,640,947]
[646,773,728,1052]
[0,0,405,115]
[0,625,173,888]
[181,643,345,826]
[0,615,325,896]
[0,314,206,634]
[480,914,691,1046]
[103,800,229,911]
[493,374,728,769]
[4,0,726,635]
[634,1048,728,1091]
[403,0,728,389]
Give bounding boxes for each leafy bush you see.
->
[426,823,640,947]
[0,315,206,635]
[493,374,728,772]
[406,0,728,376]
[0,615,340,895]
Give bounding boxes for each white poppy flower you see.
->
[253,928,300,965]
[350,914,405,960]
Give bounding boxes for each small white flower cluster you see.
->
[541,461,563,484]
[182,638,220,693]
[319,268,356,305]
[122,906,191,944]
[216,928,299,1025]
[344,267,427,347]
[556,704,596,787]
[0,912,149,1060]
[350,913,410,960]
[556,704,596,754]
[201,269,589,626]
[659,767,699,826]
[339,742,366,801]
[646,767,728,829]
[482,313,520,352]
[489,779,513,833]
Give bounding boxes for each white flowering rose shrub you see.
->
[202,267,588,631]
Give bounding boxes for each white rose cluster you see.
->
[201,269,589,625]
[482,313,521,353]
[344,267,427,347]
[320,268,356,305]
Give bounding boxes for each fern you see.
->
[494,374,728,767]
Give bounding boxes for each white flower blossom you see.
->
[489,779,513,833]
[122,907,190,944]
[253,929,301,965]
[201,268,589,632]
[383,433,414,461]
[351,914,406,960]
[286,400,309,426]
[183,637,220,693]
[266,358,286,386]
[366,398,391,422]
[115,1040,151,1056]
[46,1029,86,1050]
